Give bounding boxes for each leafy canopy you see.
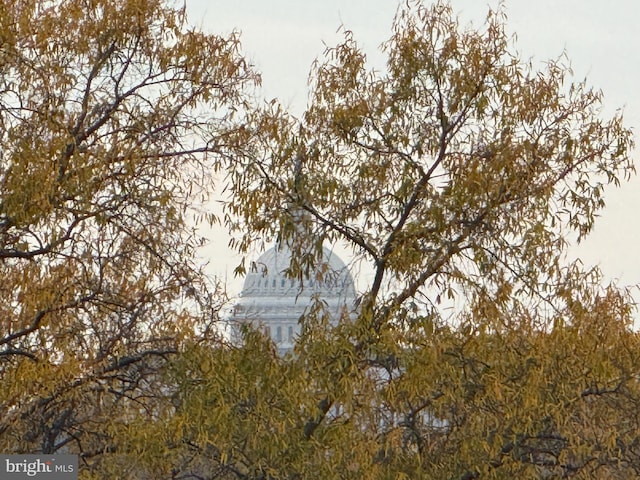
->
[219,1,638,479]
[2,1,639,479]
[0,0,257,472]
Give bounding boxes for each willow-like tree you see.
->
[0,0,256,475]
[4,1,639,479]
[196,1,638,479]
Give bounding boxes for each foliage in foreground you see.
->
[1,1,639,479]
[0,0,256,473]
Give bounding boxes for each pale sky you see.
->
[186,1,640,298]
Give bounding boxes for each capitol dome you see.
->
[232,244,357,354]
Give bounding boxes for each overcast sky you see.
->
[186,1,640,297]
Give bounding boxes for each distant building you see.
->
[231,244,357,354]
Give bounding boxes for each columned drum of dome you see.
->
[231,244,356,354]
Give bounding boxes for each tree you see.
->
[0,0,257,475]
[3,1,639,479]
[210,1,639,479]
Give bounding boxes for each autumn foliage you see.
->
[0,0,256,474]
[1,1,639,479]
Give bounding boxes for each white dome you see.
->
[232,244,356,354]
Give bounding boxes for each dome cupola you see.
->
[232,244,356,354]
